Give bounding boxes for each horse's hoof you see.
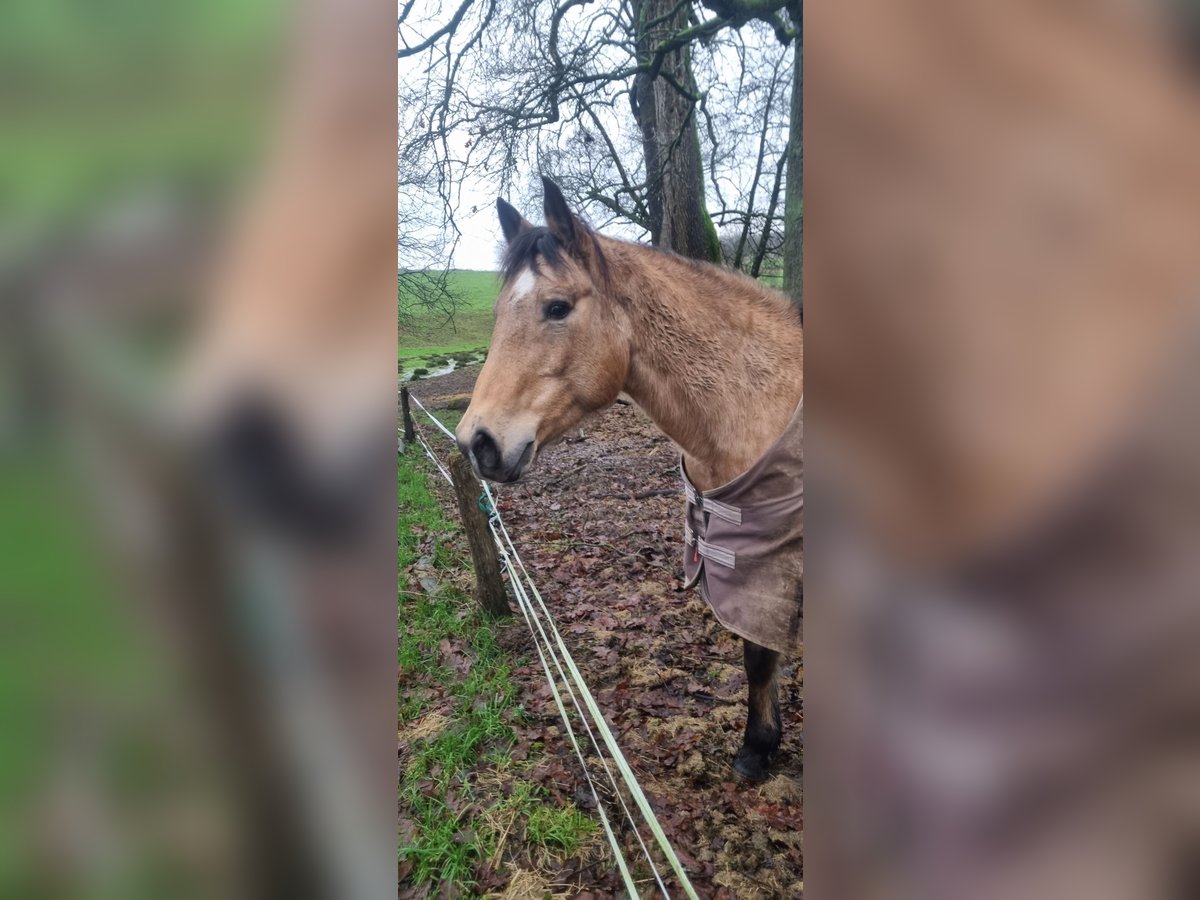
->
[733,747,771,782]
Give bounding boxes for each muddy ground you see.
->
[407,366,802,898]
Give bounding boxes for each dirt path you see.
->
[408,368,802,899]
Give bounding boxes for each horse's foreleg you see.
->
[734,638,782,781]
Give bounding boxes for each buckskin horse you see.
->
[457,177,803,780]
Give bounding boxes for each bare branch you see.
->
[751,139,787,277]
[398,0,478,58]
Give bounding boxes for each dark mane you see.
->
[501,227,563,285]
[501,224,610,288]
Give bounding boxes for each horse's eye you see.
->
[543,300,572,321]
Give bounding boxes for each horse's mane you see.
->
[500,227,564,285]
[501,224,611,288]
[502,224,796,327]
[618,239,801,326]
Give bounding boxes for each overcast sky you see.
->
[399,5,789,273]
[397,52,504,272]
[451,203,507,271]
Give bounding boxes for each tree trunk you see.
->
[781,17,803,315]
[632,0,722,263]
[631,66,664,246]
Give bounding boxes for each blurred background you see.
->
[8,0,1200,898]
[1,1,396,897]
[806,2,1200,899]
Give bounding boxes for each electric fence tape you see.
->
[405,406,651,896]
[405,393,699,900]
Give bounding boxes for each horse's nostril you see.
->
[470,429,501,472]
[214,398,291,490]
[206,396,358,541]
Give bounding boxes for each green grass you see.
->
[0,448,143,781]
[399,440,597,891]
[2,3,279,235]
[0,445,180,896]
[399,270,499,362]
[504,782,597,858]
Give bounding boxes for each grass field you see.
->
[399,271,499,376]
[398,427,597,892]
[0,446,185,896]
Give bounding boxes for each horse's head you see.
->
[457,178,629,483]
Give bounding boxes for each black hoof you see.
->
[733,746,772,782]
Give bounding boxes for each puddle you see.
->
[399,348,487,383]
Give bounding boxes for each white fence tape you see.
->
[403,393,698,900]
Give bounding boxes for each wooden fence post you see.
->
[448,453,510,618]
[400,386,415,443]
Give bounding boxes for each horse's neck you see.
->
[612,246,804,490]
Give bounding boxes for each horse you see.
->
[457,177,803,780]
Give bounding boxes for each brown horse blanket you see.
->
[682,401,803,654]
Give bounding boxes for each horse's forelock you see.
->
[500,222,611,298]
[501,228,563,286]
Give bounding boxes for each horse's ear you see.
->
[541,176,581,249]
[496,198,531,244]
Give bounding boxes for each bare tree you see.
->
[632,0,721,260]
[397,99,464,336]
[399,0,800,285]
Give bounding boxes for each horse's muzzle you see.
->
[203,395,385,543]
[460,427,534,484]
